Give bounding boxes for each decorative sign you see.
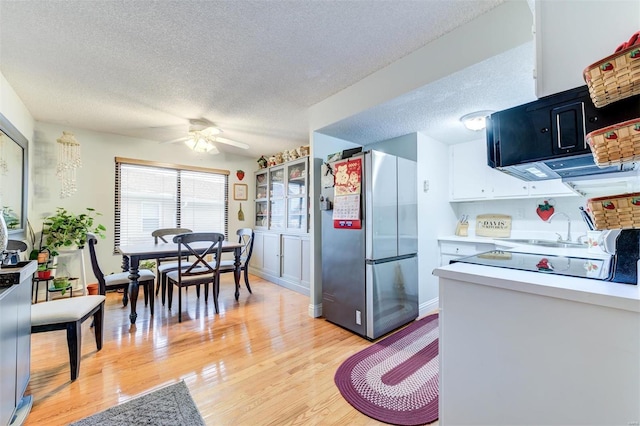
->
[475,214,512,238]
[333,157,362,229]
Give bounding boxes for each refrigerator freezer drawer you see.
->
[365,254,419,339]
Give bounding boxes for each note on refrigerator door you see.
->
[332,194,361,229]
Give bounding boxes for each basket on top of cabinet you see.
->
[583,31,640,108]
[587,192,640,230]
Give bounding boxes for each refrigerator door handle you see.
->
[365,253,417,265]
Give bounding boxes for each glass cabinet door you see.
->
[255,170,268,228]
[286,158,308,232]
[269,166,285,230]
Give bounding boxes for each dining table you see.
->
[116,240,243,324]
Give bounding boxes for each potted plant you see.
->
[52,276,70,295]
[36,262,55,279]
[42,207,106,256]
[139,260,156,271]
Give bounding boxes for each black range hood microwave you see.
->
[487,86,640,181]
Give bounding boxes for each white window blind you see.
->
[115,158,228,249]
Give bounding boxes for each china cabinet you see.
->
[250,156,310,295]
[253,157,309,233]
[254,169,268,229]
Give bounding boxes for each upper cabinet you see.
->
[534,0,640,97]
[449,140,576,201]
[253,157,309,233]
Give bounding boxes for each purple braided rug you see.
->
[335,313,439,425]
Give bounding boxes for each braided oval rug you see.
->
[335,313,439,425]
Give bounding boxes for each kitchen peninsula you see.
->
[433,260,640,426]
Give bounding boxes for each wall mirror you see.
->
[0,112,28,234]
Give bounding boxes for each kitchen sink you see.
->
[497,239,587,249]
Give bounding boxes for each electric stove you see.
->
[451,250,616,282]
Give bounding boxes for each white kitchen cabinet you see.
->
[249,231,310,296]
[534,0,640,98]
[449,140,490,200]
[301,237,310,288]
[262,232,281,277]
[450,140,576,201]
[439,239,495,266]
[281,234,302,282]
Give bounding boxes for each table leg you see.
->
[234,247,241,300]
[127,256,140,324]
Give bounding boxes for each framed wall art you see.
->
[233,183,248,201]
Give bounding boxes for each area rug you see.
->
[335,313,439,425]
[69,380,205,426]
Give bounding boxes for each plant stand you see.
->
[46,277,77,301]
[32,277,54,303]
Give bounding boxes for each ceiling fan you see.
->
[165,119,250,153]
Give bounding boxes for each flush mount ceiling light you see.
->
[184,136,219,154]
[460,110,494,131]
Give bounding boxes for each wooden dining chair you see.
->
[166,232,223,322]
[219,228,254,294]
[87,233,155,314]
[151,227,193,306]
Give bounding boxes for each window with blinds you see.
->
[115,158,229,249]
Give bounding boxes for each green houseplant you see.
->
[42,207,106,256]
[36,262,55,279]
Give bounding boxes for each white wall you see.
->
[417,132,456,306]
[451,196,590,242]
[31,121,257,276]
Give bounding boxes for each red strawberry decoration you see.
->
[631,49,640,59]
[536,258,553,271]
[601,62,614,72]
[236,170,245,181]
[604,131,618,140]
[536,200,555,221]
[634,124,640,132]
[602,201,615,210]
[633,197,640,206]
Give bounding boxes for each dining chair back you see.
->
[87,233,156,314]
[219,228,255,294]
[151,227,193,305]
[166,232,223,322]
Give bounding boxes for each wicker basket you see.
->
[587,192,640,230]
[586,117,640,166]
[583,43,640,107]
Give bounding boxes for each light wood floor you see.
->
[26,274,436,425]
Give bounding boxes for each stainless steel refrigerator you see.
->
[321,150,418,339]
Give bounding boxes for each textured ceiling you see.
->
[0,0,523,158]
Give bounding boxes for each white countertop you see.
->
[434,261,640,313]
[438,234,611,260]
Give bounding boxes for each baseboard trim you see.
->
[248,268,310,297]
[419,297,439,317]
[309,303,322,318]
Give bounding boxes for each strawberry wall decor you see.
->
[536,199,555,221]
[236,170,245,181]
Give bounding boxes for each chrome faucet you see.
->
[548,212,572,242]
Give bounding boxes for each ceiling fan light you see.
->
[185,137,218,154]
[460,110,494,131]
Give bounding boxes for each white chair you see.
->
[31,295,105,381]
